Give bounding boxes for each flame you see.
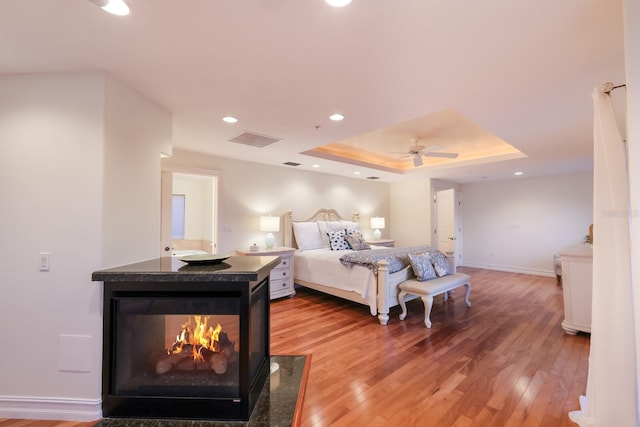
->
[168,316,223,361]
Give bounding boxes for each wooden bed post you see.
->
[283,210,293,248]
[377,259,390,325]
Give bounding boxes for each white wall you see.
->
[102,75,172,266]
[163,150,390,253]
[460,172,593,275]
[389,178,433,247]
[0,73,171,421]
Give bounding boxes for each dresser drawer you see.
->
[275,257,291,269]
[270,266,290,281]
[270,277,293,299]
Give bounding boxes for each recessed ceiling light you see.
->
[222,116,238,123]
[514,171,524,176]
[89,0,130,16]
[312,164,320,168]
[325,0,352,7]
[329,113,344,121]
[353,171,361,175]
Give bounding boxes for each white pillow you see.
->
[292,222,324,251]
[317,221,348,248]
[342,220,361,234]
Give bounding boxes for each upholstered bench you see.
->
[398,273,472,328]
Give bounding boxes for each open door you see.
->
[435,188,461,269]
[160,171,173,256]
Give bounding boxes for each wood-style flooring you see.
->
[1,267,590,426]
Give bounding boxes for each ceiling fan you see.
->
[396,138,459,167]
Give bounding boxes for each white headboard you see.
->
[283,208,360,249]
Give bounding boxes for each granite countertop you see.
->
[92,255,281,282]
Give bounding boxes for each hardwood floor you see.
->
[1,267,589,427]
[271,267,589,427]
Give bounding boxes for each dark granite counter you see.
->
[92,255,281,283]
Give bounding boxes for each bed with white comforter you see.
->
[283,208,428,325]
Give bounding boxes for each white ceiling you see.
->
[0,0,626,183]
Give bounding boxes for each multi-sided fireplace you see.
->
[92,255,280,421]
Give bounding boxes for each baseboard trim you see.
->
[461,263,555,278]
[0,396,101,422]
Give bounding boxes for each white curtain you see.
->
[569,86,636,426]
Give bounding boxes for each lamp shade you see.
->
[259,216,280,232]
[370,217,385,230]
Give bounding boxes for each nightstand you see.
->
[235,247,295,299]
[366,239,395,248]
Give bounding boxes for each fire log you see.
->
[156,352,191,374]
[210,351,228,374]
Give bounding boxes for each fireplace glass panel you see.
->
[112,296,241,398]
[250,280,267,383]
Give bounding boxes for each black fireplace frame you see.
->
[98,263,272,422]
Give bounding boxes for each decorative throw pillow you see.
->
[345,233,371,251]
[318,221,349,248]
[408,253,437,281]
[343,221,361,234]
[328,229,350,251]
[345,227,362,237]
[431,251,453,277]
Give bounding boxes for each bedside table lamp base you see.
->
[265,233,276,249]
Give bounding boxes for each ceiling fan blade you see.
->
[423,152,459,158]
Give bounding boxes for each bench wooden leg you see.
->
[463,283,472,308]
[421,295,434,328]
[398,290,409,320]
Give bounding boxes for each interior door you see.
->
[160,171,173,256]
[435,188,460,268]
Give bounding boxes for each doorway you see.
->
[434,188,462,269]
[161,170,219,256]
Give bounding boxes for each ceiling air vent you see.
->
[366,176,380,180]
[283,162,301,167]
[229,131,280,148]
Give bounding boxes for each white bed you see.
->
[282,208,416,325]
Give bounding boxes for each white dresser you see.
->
[236,247,295,300]
[558,243,593,334]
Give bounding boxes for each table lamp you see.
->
[370,217,385,240]
[259,216,280,249]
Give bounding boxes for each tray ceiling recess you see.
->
[302,110,526,174]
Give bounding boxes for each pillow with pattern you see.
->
[328,229,350,251]
[431,251,453,277]
[345,233,371,251]
[345,227,362,237]
[318,221,348,248]
[408,253,437,281]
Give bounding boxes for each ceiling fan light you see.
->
[413,154,423,167]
